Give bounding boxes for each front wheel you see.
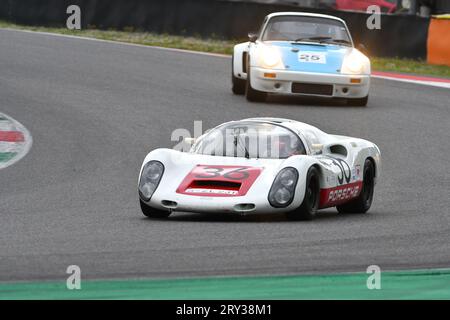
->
[245,66,267,102]
[286,167,320,221]
[347,95,368,107]
[232,75,246,95]
[140,200,171,219]
[231,54,246,95]
[336,159,375,214]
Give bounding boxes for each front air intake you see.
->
[292,82,333,96]
[184,180,242,196]
[193,180,241,189]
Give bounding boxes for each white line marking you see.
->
[371,75,450,89]
[1,27,449,88]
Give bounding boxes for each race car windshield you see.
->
[261,16,351,45]
[193,122,306,159]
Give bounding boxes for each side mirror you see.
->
[311,144,323,155]
[248,32,258,43]
[357,43,368,54]
[184,137,196,145]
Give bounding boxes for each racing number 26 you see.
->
[195,167,249,180]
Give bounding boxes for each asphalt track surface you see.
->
[0,29,449,282]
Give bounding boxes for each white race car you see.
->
[138,118,381,220]
[232,12,371,106]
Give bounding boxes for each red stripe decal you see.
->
[319,181,363,209]
[177,165,262,197]
[0,131,25,142]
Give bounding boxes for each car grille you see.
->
[291,82,333,96]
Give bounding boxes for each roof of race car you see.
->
[239,117,328,141]
[265,12,346,24]
[241,117,296,124]
[205,118,333,152]
[241,117,317,129]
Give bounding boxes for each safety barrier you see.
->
[427,15,450,66]
[0,0,441,61]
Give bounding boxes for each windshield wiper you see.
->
[233,134,250,159]
[324,39,352,46]
[292,36,332,44]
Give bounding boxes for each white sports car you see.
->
[232,12,371,106]
[138,118,381,220]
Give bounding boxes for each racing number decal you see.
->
[195,167,250,180]
[320,156,351,185]
[194,167,223,179]
[328,158,351,185]
[298,52,326,64]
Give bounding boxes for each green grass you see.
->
[1,20,450,78]
[373,57,450,78]
[0,21,234,55]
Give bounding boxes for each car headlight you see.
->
[261,46,282,68]
[341,50,368,74]
[345,58,364,73]
[268,167,299,208]
[138,160,164,201]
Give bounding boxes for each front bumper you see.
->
[250,67,370,98]
[140,191,296,215]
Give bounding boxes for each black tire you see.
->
[286,167,320,221]
[336,159,375,214]
[245,66,267,102]
[347,95,368,107]
[231,54,246,95]
[140,200,171,219]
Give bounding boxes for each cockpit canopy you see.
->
[193,121,306,159]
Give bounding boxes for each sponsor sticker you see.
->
[185,188,238,195]
[327,185,360,202]
[352,165,361,181]
[319,181,362,207]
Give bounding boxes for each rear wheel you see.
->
[140,200,171,219]
[347,95,368,107]
[231,54,246,95]
[245,66,267,102]
[286,167,320,221]
[336,159,375,214]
